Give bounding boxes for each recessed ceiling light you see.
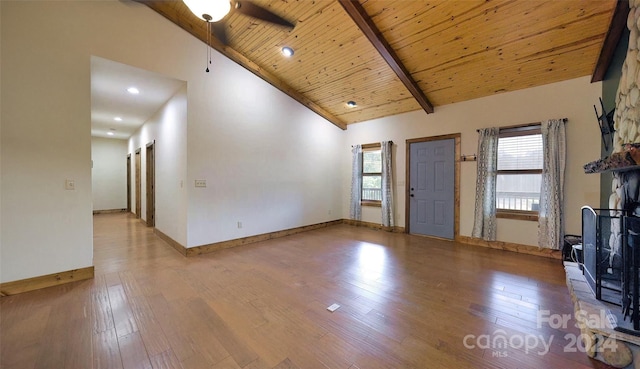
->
[107,131,115,136]
[281,47,294,57]
[114,117,122,121]
[127,87,140,94]
[346,101,357,108]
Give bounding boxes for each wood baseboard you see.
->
[154,220,345,257]
[0,266,94,296]
[455,235,561,259]
[187,220,343,256]
[342,219,406,233]
[154,228,187,256]
[93,209,127,215]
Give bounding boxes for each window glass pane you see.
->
[362,175,382,201]
[497,134,543,170]
[363,150,382,173]
[496,174,541,211]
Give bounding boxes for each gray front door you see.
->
[409,139,455,239]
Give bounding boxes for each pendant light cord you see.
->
[206,21,211,73]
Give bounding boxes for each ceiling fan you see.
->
[183,0,295,46]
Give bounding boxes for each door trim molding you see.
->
[405,133,460,238]
[135,148,142,219]
[126,154,132,212]
[145,141,155,228]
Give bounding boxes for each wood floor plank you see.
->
[210,355,242,369]
[93,328,124,369]
[149,349,184,369]
[0,301,50,369]
[33,282,93,369]
[118,331,152,369]
[0,213,615,369]
[91,274,116,334]
[119,272,172,357]
[186,298,258,367]
[271,358,301,369]
[107,283,138,338]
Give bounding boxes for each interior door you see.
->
[145,143,155,227]
[408,138,455,239]
[135,149,141,218]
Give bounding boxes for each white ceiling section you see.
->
[91,56,185,140]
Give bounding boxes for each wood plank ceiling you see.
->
[140,0,618,129]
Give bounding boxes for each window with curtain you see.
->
[496,126,542,221]
[361,143,382,206]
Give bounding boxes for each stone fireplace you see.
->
[565,0,640,366]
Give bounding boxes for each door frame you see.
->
[135,148,142,219]
[127,154,131,212]
[145,141,155,227]
[405,133,461,238]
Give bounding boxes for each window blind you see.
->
[497,134,543,170]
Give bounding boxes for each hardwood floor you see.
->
[0,213,613,369]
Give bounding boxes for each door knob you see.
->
[410,194,414,197]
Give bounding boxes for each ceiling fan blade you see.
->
[211,22,229,46]
[234,1,294,29]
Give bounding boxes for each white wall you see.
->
[185,60,344,247]
[1,0,344,282]
[129,85,188,246]
[2,2,94,282]
[92,137,127,211]
[344,76,602,246]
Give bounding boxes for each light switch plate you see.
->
[65,179,75,190]
[195,179,206,188]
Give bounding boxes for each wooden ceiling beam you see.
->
[338,0,434,114]
[591,0,630,83]
[135,1,347,130]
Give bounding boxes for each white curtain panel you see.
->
[350,144,363,220]
[538,119,566,249]
[381,141,394,227]
[472,127,500,241]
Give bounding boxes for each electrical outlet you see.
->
[195,179,206,188]
[237,221,242,229]
[65,179,75,190]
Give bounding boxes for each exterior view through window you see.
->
[362,147,382,204]
[496,129,543,215]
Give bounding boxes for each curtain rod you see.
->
[351,141,393,147]
[476,118,568,133]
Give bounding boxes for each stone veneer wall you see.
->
[575,2,640,368]
[614,1,640,152]
[609,1,640,250]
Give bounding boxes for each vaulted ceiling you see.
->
[138,0,620,130]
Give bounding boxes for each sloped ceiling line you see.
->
[338,0,434,114]
[136,0,348,130]
[338,0,433,113]
[591,0,630,83]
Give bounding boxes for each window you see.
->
[496,126,542,220]
[362,144,382,206]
